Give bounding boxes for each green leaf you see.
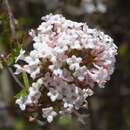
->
[15,72,30,99]
[14,119,26,130]
[57,116,73,126]
[15,88,28,99]
[22,72,29,89]
[5,47,21,66]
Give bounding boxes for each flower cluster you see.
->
[14,14,117,123]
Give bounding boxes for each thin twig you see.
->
[88,100,97,130]
[3,1,23,88]
[8,67,23,88]
[4,0,16,38]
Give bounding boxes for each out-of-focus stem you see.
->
[3,0,23,88]
[8,67,23,88]
[4,0,16,38]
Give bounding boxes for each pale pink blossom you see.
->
[14,14,117,123]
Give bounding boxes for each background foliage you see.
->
[0,0,130,130]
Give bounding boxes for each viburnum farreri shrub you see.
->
[14,14,117,123]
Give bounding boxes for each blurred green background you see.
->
[0,0,130,130]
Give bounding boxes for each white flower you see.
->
[83,88,94,98]
[53,68,63,77]
[42,107,57,123]
[16,78,43,110]
[73,66,87,81]
[30,67,40,79]
[14,64,31,74]
[66,55,82,71]
[15,49,25,62]
[47,88,59,102]
[64,102,73,109]
[16,96,32,111]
